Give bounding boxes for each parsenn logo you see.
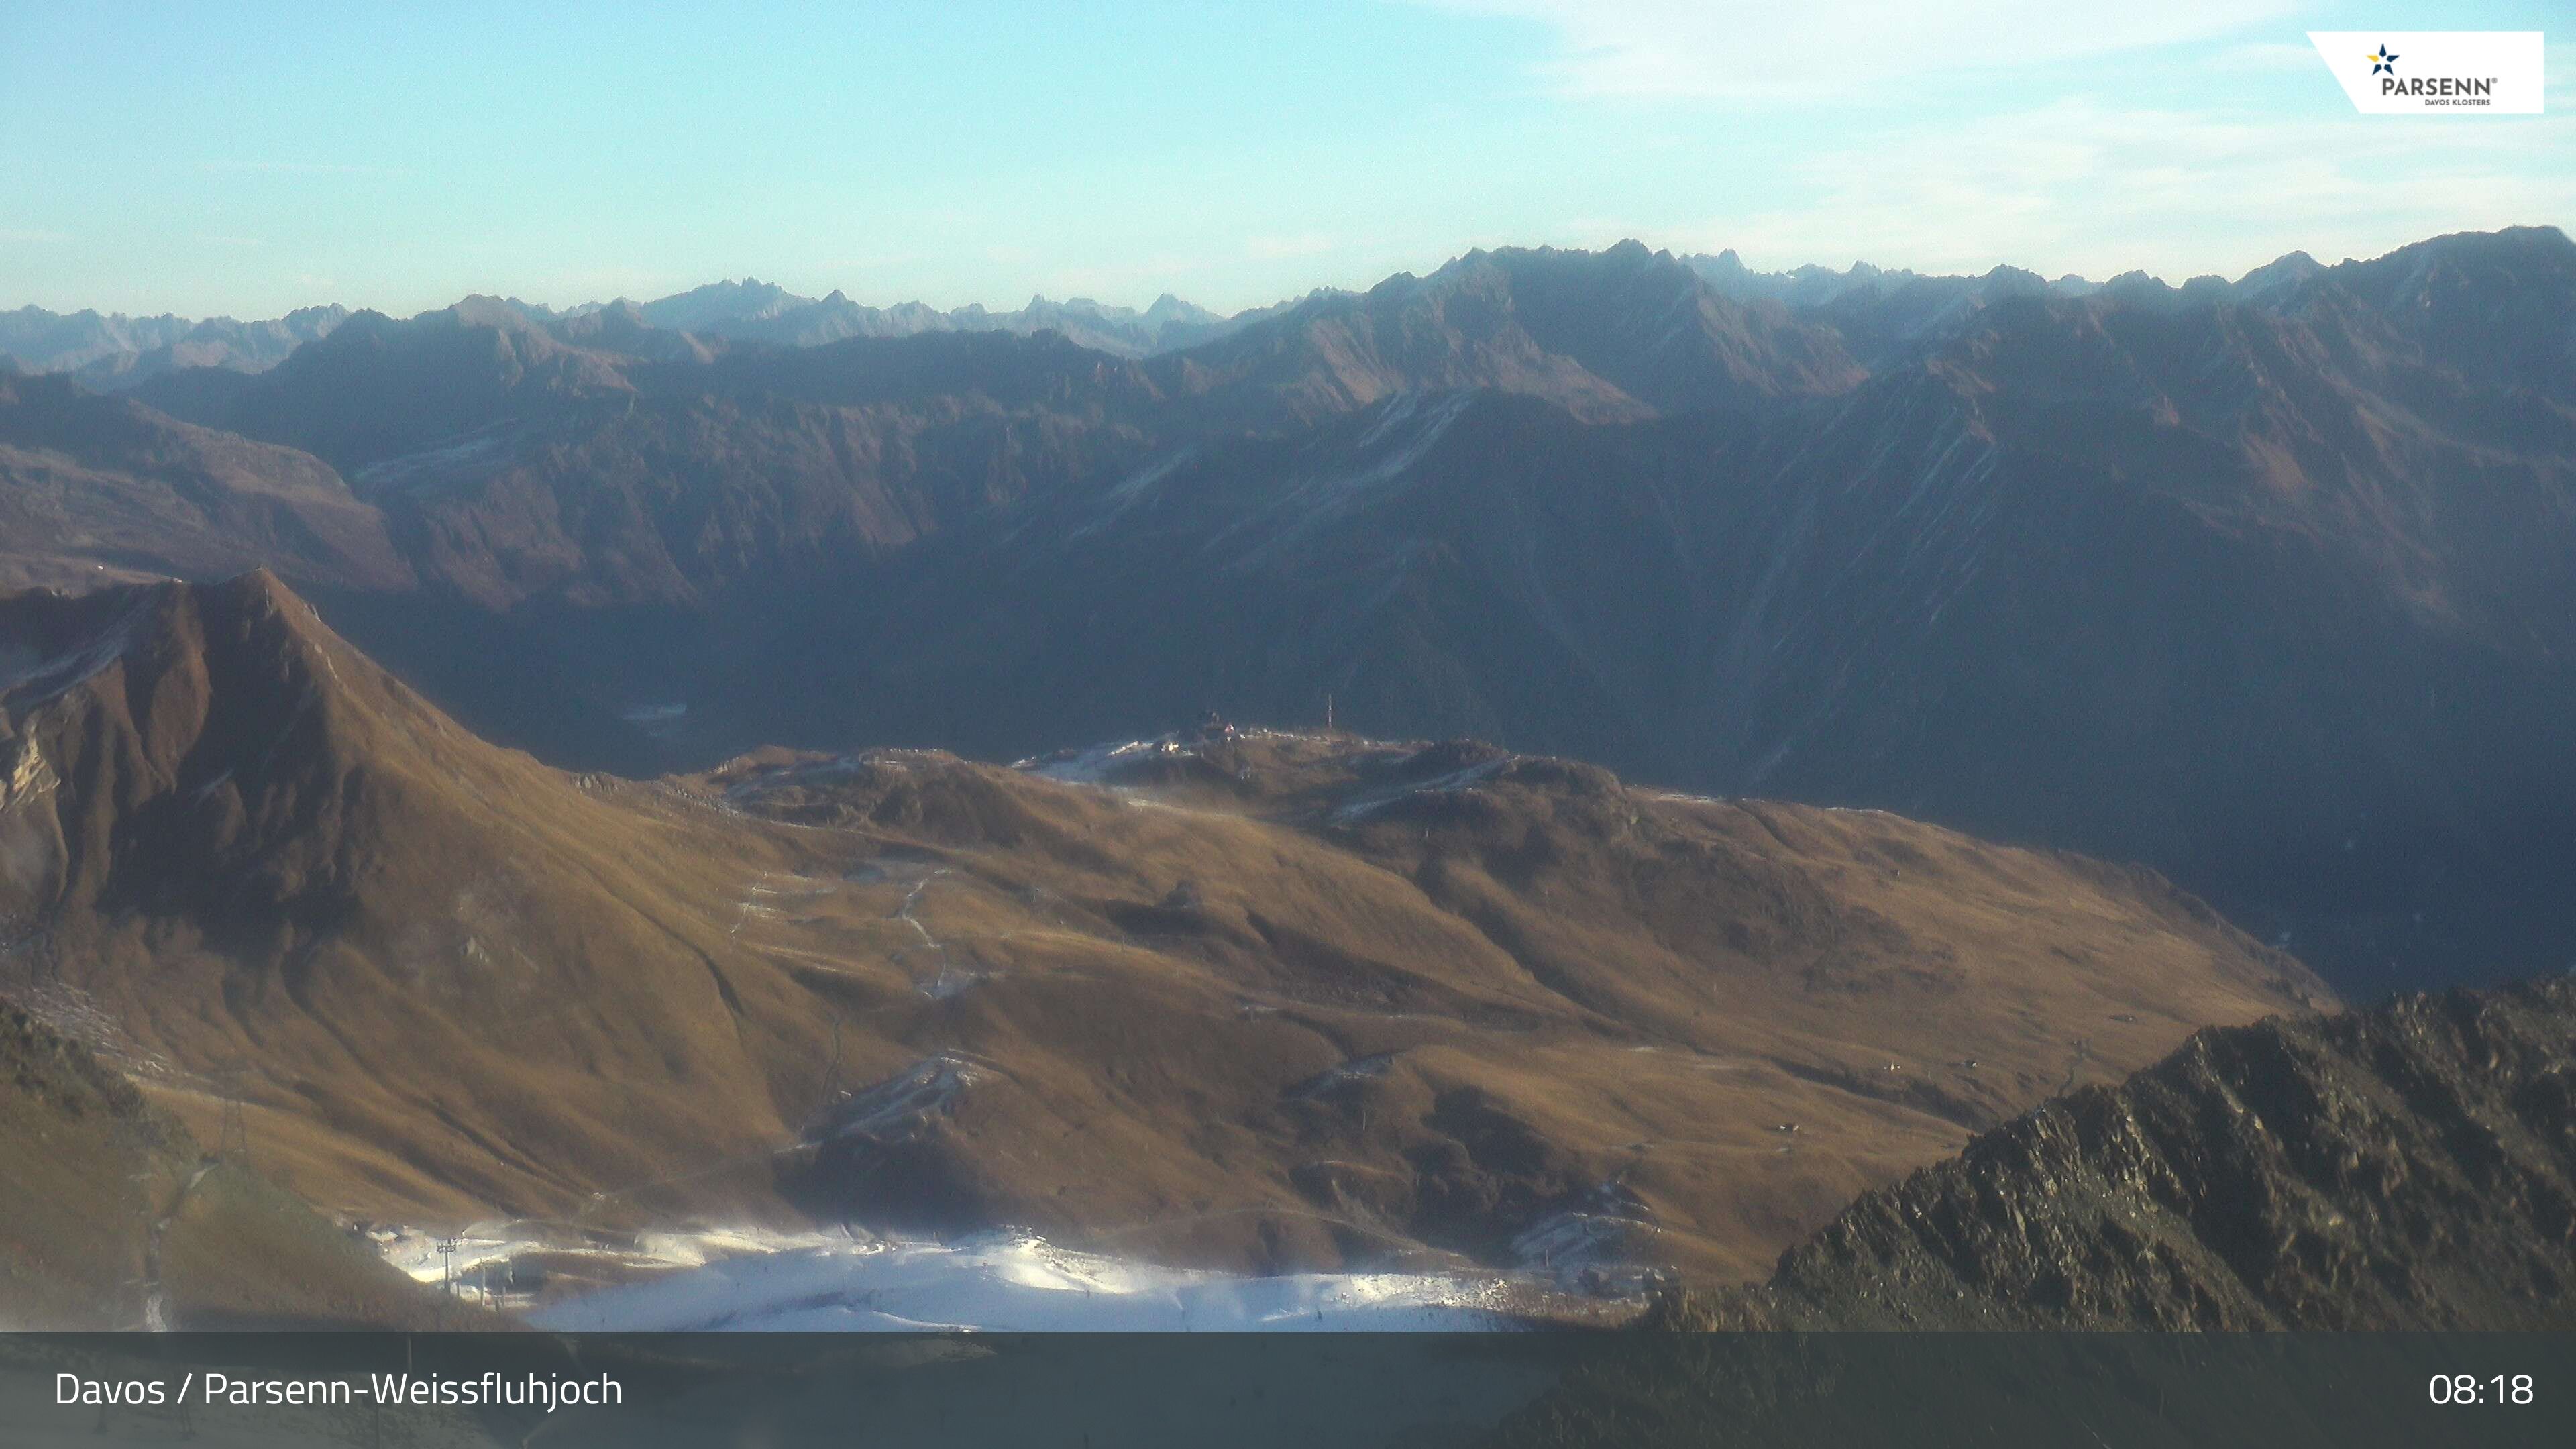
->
[2308,31,2543,114]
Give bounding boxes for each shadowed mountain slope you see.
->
[129,313,1167,612]
[0,370,408,594]
[189,301,642,477]
[770,228,2576,994]
[1146,241,1860,427]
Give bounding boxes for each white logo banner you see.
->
[2308,31,2544,114]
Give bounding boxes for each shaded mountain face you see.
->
[0,575,2318,1283]
[7,227,2572,996]
[1677,974,2576,1330]
[0,369,409,593]
[1712,244,2576,992]
[718,390,1752,769]
[185,302,644,477]
[1146,241,1862,426]
[132,311,1171,610]
[742,227,2576,994]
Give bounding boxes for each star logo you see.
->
[2368,44,2400,76]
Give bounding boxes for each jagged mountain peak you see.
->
[1159,237,1862,424]
[1978,263,2050,296]
[0,569,425,923]
[435,293,544,332]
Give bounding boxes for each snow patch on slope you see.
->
[1015,736,1181,784]
[1067,446,1199,540]
[526,1230,1517,1332]
[350,423,517,492]
[1286,1052,1397,1101]
[807,1051,991,1144]
[1330,755,1510,822]
[1509,1181,1673,1297]
[1220,390,1479,568]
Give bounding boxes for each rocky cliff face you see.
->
[1479,977,2576,1444]
[1686,976,2576,1329]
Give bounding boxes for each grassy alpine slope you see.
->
[2,572,2324,1291]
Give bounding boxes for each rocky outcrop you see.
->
[1688,977,2576,1329]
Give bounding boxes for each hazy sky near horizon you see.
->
[2,1,2568,319]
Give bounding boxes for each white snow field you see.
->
[521,1228,1519,1332]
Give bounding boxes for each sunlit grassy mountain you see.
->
[0,572,2322,1293]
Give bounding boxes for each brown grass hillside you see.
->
[1,574,2327,1285]
[0,999,468,1328]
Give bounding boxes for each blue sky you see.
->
[1,1,2567,318]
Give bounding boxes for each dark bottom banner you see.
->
[3,1331,2570,1447]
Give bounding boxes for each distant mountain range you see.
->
[1,245,2363,402]
[0,277,1279,386]
[0,244,2159,386]
[3,226,2571,999]
[0,303,348,390]
[0,242,2392,395]
[629,278,1284,356]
